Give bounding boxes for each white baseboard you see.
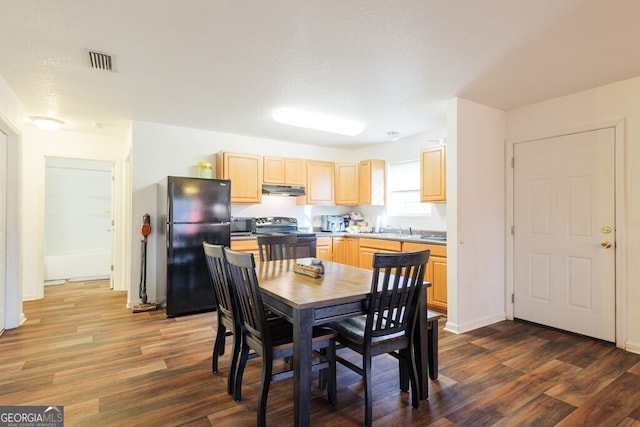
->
[625,340,640,354]
[68,276,109,282]
[444,312,507,335]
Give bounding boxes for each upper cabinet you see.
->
[216,151,262,204]
[359,159,385,205]
[420,145,446,202]
[301,160,334,205]
[335,162,359,206]
[263,156,306,186]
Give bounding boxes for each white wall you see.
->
[507,76,640,353]
[21,126,127,300]
[446,98,507,334]
[130,121,446,306]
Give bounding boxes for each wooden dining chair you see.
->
[222,247,337,427]
[256,234,297,261]
[203,242,240,395]
[328,250,430,427]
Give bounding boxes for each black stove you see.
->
[254,217,317,257]
[254,217,315,237]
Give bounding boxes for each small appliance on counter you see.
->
[321,215,345,232]
[230,217,256,236]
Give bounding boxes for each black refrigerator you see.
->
[157,176,231,317]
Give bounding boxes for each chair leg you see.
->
[212,323,226,373]
[399,357,409,392]
[257,355,273,427]
[402,347,420,409]
[363,355,373,427]
[227,330,240,395]
[235,342,250,402]
[328,339,337,406]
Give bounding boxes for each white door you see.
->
[44,158,113,281]
[513,127,615,342]
[0,132,7,333]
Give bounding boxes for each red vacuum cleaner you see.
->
[133,213,159,313]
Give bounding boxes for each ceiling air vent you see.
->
[88,50,114,71]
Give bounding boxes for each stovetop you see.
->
[253,217,315,238]
[255,216,298,226]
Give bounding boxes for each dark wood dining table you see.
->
[256,258,429,426]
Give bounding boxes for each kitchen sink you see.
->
[358,232,446,242]
[420,235,447,241]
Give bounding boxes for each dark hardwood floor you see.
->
[1,280,639,426]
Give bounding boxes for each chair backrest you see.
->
[366,250,430,342]
[203,242,236,322]
[223,247,271,349]
[256,234,298,261]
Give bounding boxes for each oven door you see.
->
[294,235,317,258]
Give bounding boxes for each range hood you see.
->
[262,184,305,197]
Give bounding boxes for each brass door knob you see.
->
[601,241,612,249]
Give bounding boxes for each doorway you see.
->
[44,157,114,285]
[513,127,616,342]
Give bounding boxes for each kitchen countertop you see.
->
[232,231,447,245]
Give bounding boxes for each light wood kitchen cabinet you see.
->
[316,236,333,261]
[359,159,385,205]
[298,160,334,205]
[263,156,306,186]
[403,241,447,313]
[345,237,359,266]
[420,145,446,202]
[358,237,402,270]
[216,151,262,204]
[230,239,260,258]
[335,163,359,206]
[332,236,359,266]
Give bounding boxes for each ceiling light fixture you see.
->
[273,108,364,136]
[31,116,64,131]
[386,131,400,141]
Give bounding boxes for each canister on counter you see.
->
[196,162,213,178]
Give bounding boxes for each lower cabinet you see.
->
[332,236,359,266]
[317,236,333,261]
[403,242,447,313]
[231,238,317,259]
[230,240,259,258]
[358,238,402,270]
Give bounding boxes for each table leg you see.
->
[293,308,313,426]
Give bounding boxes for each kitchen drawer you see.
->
[403,241,446,257]
[358,237,402,252]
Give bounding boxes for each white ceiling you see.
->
[2,0,640,148]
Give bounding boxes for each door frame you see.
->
[506,119,627,348]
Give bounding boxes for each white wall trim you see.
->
[505,118,627,349]
[625,341,640,355]
[444,313,507,335]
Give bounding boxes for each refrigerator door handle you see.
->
[166,224,173,259]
